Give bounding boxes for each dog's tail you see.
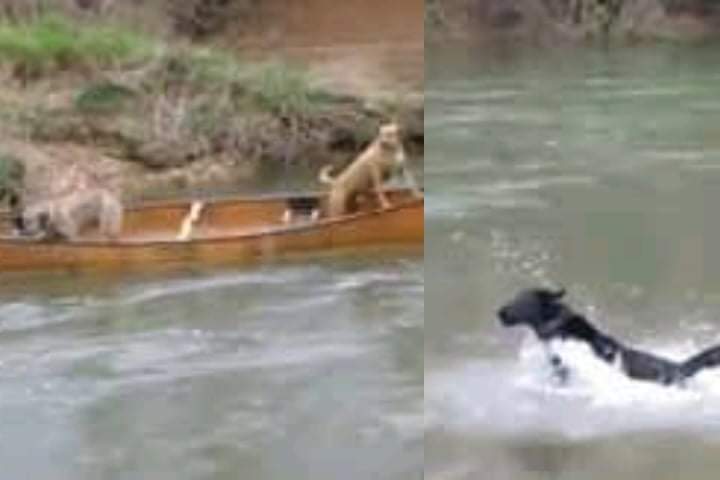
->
[318,165,335,185]
[680,344,720,379]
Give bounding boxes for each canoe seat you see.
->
[177,201,205,241]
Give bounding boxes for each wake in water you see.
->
[426,334,720,440]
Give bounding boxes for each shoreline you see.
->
[428,0,720,45]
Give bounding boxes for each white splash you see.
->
[426,335,720,440]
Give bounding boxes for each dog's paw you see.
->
[549,355,571,386]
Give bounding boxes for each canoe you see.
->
[0,188,423,272]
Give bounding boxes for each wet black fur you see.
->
[498,288,720,386]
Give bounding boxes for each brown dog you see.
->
[22,187,123,241]
[319,123,421,217]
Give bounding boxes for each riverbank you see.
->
[428,0,720,45]
[0,2,423,201]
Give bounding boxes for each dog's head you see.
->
[498,288,567,333]
[378,123,406,164]
[379,123,401,145]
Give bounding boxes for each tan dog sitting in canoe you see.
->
[22,187,124,241]
[319,123,422,217]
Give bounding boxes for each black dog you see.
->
[498,288,720,386]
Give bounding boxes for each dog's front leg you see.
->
[371,165,391,209]
[544,344,570,385]
[401,166,423,198]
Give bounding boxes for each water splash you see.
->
[427,335,720,441]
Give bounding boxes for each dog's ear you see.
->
[550,288,566,300]
[539,287,566,303]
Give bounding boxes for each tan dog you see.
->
[23,188,123,241]
[319,123,421,217]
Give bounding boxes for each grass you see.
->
[0,12,332,116]
[0,13,154,75]
[242,61,320,115]
[74,82,137,113]
[142,50,331,115]
[150,59,329,146]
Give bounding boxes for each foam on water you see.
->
[427,334,720,440]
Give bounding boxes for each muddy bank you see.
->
[234,0,424,99]
[0,1,424,202]
[257,0,423,44]
[428,0,720,44]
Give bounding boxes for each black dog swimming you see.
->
[498,288,720,386]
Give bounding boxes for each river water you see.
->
[0,256,423,479]
[426,44,720,479]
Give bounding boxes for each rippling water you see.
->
[426,44,720,480]
[0,256,422,479]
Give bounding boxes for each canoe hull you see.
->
[0,192,423,272]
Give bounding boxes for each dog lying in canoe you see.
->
[22,187,123,241]
[319,123,422,217]
[498,288,720,386]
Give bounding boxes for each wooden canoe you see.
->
[0,188,423,272]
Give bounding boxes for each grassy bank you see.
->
[0,11,422,198]
[0,14,153,78]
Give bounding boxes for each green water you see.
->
[426,44,720,480]
[0,257,423,479]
